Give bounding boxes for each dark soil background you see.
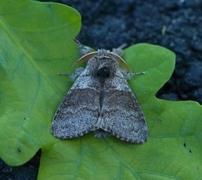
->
[1,0,202,179]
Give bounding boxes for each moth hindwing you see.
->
[51,49,148,143]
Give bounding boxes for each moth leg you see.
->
[112,43,127,57]
[126,71,145,80]
[74,39,92,56]
[118,68,145,80]
[69,67,85,81]
[58,67,85,81]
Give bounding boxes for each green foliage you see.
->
[0,0,202,180]
[0,0,81,164]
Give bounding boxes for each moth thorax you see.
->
[97,66,110,78]
[89,55,118,78]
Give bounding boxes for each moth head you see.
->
[73,49,131,78]
[89,50,119,78]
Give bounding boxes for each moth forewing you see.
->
[51,66,100,139]
[95,68,148,143]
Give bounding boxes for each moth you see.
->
[51,43,148,143]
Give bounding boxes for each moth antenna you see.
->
[112,43,127,57]
[74,38,92,55]
[117,43,127,49]
[72,52,98,67]
[109,52,131,72]
[74,38,80,44]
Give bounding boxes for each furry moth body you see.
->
[51,48,148,143]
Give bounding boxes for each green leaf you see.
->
[38,44,202,180]
[1,1,202,180]
[0,0,81,165]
